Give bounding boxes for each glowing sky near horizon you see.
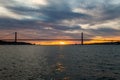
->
[0,0,120,44]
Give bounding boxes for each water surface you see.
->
[0,45,120,80]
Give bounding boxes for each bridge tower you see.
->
[15,32,17,42]
[81,32,84,45]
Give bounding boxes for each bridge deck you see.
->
[0,39,120,41]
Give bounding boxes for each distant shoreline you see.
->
[0,40,120,45]
[0,40,33,45]
[89,42,120,45]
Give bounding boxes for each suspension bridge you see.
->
[0,32,120,45]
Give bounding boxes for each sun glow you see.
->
[29,36,120,45]
[32,41,75,45]
[59,41,66,45]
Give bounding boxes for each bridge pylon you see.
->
[81,32,84,45]
[15,32,17,42]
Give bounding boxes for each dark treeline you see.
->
[0,40,32,45]
[91,42,120,45]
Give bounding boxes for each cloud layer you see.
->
[0,0,120,40]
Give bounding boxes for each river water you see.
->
[0,45,120,80]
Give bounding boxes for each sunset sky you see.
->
[0,0,120,44]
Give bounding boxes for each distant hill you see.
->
[0,40,32,45]
[91,42,120,45]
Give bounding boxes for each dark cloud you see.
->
[73,1,120,25]
[87,27,120,37]
[52,25,81,31]
[9,7,90,22]
[0,18,43,30]
[40,9,90,22]
[102,4,120,20]
[0,17,81,31]
[7,0,91,23]
[2,0,120,23]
